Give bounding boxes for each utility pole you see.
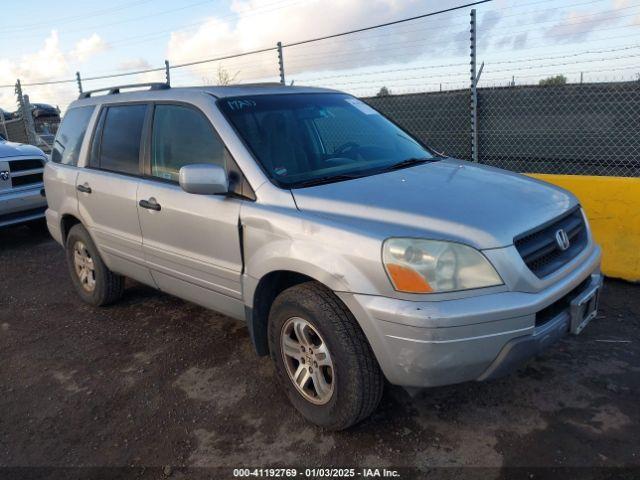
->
[277,41,285,85]
[165,60,171,86]
[76,72,83,95]
[470,9,478,162]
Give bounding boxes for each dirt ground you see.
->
[1,225,639,480]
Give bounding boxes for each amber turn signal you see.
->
[385,263,433,293]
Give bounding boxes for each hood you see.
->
[291,158,577,249]
[0,140,46,159]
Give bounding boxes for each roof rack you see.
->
[79,82,170,99]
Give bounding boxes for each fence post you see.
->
[277,41,285,85]
[0,110,8,140]
[470,9,478,163]
[15,80,37,145]
[165,60,171,86]
[76,71,83,95]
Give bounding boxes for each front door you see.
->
[137,103,244,319]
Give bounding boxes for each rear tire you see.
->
[65,224,124,306]
[268,282,384,430]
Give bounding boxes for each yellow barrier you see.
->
[528,174,640,282]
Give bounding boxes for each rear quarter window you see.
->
[51,106,95,166]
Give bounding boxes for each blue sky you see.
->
[1,0,639,110]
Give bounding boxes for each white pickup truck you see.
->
[0,139,47,228]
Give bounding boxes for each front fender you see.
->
[240,202,388,307]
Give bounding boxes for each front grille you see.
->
[9,159,43,172]
[11,173,43,187]
[6,158,45,189]
[514,207,588,278]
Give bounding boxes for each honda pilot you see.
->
[44,83,602,430]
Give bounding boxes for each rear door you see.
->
[136,103,244,319]
[46,105,95,239]
[76,103,154,286]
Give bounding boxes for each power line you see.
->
[1,0,155,33]
[281,0,491,48]
[287,1,640,59]
[299,43,640,83]
[90,0,310,48]
[280,0,614,57]
[5,0,638,94]
[309,52,640,87]
[1,0,218,40]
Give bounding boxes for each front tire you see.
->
[268,282,384,430]
[65,224,124,306]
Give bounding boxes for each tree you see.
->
[203,64,239,86]
[376,86,391,97]
[539,74,567,86]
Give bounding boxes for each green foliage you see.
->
[539,75,567,86]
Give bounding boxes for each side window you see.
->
[151,104,225,182]
[98,104,146,175]
[51,106,95,166]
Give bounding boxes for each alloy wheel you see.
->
[280,316,335,405]
[73,241,96,292]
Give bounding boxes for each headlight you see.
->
[382,238,502,293]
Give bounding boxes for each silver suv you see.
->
[44,83,602,430]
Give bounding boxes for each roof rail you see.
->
[79,82,170,99]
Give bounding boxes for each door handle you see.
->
[76,183,92,194]
[139,198,161,211]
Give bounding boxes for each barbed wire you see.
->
[3,0,640,95]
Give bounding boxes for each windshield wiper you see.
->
[292,173,363,188]
[385,157,432,171]
[291,157,434,188]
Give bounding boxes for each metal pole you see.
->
[76,71,83,95]
[0,110,8,141]
[15,80,36,145]
[277,41,285,85]
[165,60,171,86]
[23,94,37,146]
[470,9,478,162]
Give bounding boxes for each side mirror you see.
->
[179,163,228,195]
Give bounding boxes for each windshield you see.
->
[218,93,435,188]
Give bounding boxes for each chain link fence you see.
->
[2,2,638,177]
[365,81,640,177]
[476,82,640,177]
[365,88,472,160]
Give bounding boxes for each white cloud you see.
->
[546,8,628,41]
[118,58,152,71]
[0,31,74,113]
[70,33,109,62]
[166,0,467,83]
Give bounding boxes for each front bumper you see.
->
[337,244,602,388]
[0,186,47,228]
